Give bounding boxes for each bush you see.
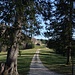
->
[25,43,34,49]
[47,39,66,56]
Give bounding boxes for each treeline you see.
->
[47,39,75,56]
[0,0,75,75]
[36,0,75,65]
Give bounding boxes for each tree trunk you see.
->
[2,43,19,75]
[66,0,73,65]
[66,46,72,65]
[0,43,2,52]
[1,28,21,75]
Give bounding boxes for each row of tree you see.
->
[36,0,75,65]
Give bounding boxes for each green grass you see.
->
[0,48,36,75]
[39,48,75,75]
[18,49,36,75]
[0,45,75,75]
[0,52,7,62]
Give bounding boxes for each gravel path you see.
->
[28,49,63,75]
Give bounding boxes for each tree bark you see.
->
[66,47,72,65]
[66,0,73,65]
[3,42,19,75]
[0,10,22,75]
[1,28,21,75]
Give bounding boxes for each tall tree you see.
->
[0,0,41,75]
[35,0,75,64]
[55,0,74,64]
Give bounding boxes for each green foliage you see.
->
[25,42,34,49]
[40,39,48,44]
[19,33,35,50]
[0,0,42,51]
[47,39,66,55]
[36,1,75,64]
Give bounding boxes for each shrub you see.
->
[25,43,34,49]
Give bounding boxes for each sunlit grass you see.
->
[0,48,36,75]
[18,49,36,75]
[0,52,7,62]
[0,45,74,75]
[39,48,74,75]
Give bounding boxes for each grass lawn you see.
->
[0,48,36,75]
[0,52,7,62]
[0,45,75,75]
[39,47,75,75]
[18,48,36,75]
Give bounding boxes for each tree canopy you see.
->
[35,0,75,64]
[0,0,75,75]
[0,0,43,75]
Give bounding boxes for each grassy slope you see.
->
[39,47,74,75]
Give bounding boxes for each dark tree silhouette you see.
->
[0,0,42,75]
[35,0,75,65]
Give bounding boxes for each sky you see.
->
[33,14,48,40]
[34,19,48,40]
[34,35,48,40]
[34,1,75,40]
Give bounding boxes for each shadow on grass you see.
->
[40,49,73,75]
[0,49,36,75]
[18,55,33,75]
[18,49,36,75]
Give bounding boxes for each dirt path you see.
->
[28,49,63,75]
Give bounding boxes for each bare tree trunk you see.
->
[1,28,21,75]
[66,46,72,65]
[0,43,2,52]
[66,0,73,65]
[2,43,19,75]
